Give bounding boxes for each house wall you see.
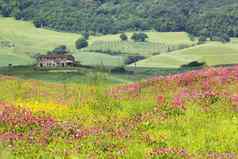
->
[37,58,74,67]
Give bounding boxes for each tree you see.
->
[210,33,230,43]
[188,33,195,42]
[75,38,88,49]
[120,33,128,41]
[220,34,230,43]
[82,31,90,40]
[33,18,47,28]
[131,33,148,42]
[1,3,12,17]
[198,36,207,44]
[52,45,68,54]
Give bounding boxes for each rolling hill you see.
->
[130,41,238,68]
[1,17,238,69]
[0,17,195,67]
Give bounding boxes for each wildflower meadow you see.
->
[0,66,238,158]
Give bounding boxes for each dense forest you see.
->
[0,0,238,38]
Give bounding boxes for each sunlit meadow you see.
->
[0,66,238,159]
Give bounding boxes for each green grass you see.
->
[84,32,195,56]
[82,41,190,57]
[131,41,238,68]
[88,31,195,45]
[74,52,125,67]
[0,50,33,66]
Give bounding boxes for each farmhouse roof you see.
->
[37,54,75,61]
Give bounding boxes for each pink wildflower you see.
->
[172,96,184,109]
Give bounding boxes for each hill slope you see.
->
[0,17,80,66]
[131,41,238,68]
[0,18,194,67]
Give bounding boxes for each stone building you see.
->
[37,54,75,68]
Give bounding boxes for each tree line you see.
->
[0,0,238,39]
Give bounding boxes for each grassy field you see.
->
[0,66,152,84]
[83,32,195,57]
[74,52,125,67]
[132,41,238,68]
[81,41,191,57]
[88,32,195,45]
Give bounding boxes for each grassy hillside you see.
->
[1,17,238,69]
[83,32,195,57]
[131,41,238,68]
[88,32,195,45]
[0,17,80,66]
[0,17,195,67]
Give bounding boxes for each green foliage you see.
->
[198,36,207,44]
[211,34,231,43]
[131,33,148,42]
[1,3,11,17]
[181,61,206,68]
[52,45,68,54]
[82,32,90,40]
[120,33,128,41]
[75,38,88,50]
[0,0,237,37]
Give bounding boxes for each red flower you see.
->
[157,95,165,105]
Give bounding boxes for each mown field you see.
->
[0,66,238,158]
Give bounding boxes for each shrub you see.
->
[181,61,206,68]
[33,18,47,28]
[82,31,90,40]
[210,34,230,43]
[52,45,68,54]
[1,3,12,17]
[197,36,207,44]
[131,33,148,42]
[75,38,88,49]
[120,33,128,41]
[125,55,145,65]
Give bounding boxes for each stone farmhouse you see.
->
[37,54,75,68]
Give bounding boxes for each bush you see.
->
[181,61,206,68]
[120,33,128,41]
[75,38,88,49]
[33,18,47,28]
[52,45,68,54]
[197,36,207,44]
[125,55,145,65]
[210,34,230,43]
[131,33,148,42]
[82,32,90,40]
[188,34,196,41]
[1,4,12,17]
